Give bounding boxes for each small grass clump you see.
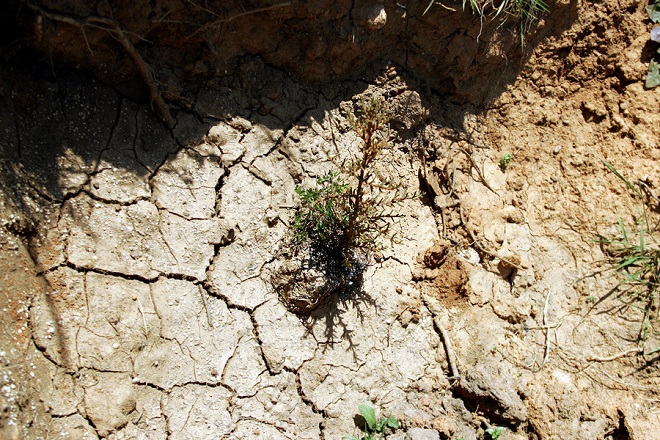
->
[293,170,350,253]
[596,159,659,344]
[424,0,549,45]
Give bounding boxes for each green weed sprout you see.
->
[486,426,505,439]
[645,0,660,88]
[343,404,400,440]
[293,170,349,252]
[499,153,513,170]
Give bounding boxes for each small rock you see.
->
[207,124,235,145]
[501,206,525,224]
[365,5,387,30]
[209,220,236,245]
[265,209,279,227]
[388,91,428,131]
[457,248,480,265]
[455,362,528,424]
[423,240,450,269]
[0,395,10,414]
[229,116,252,132]
[408,427,440,440]
[497,253,522,272]
[652,25,660,43]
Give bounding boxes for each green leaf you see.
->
[646,58,660,89]
[486,426,505,440]
[358,404,377,431]
[385,417,400,429]
[617,213,628,244]
[600,157,634,190]
[647,2,660,23]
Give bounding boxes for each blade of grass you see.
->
[600,157,634,190]
[617,212,629,244]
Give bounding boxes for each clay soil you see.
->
[0,0,659,439]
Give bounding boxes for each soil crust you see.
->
[1,0,659,439]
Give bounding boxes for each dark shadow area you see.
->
[2,0,579,109]
[305,262,379,356]
[0,0,582,214]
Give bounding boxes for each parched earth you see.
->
[1,0,659,439]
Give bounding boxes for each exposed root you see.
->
[586,348,642,363]
[432,316,460,381]
[111,28,175,128]
[187,1,292,38]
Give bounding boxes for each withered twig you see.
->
[198,284,214,328]
[454,146,498,195]
[542,289,551,366]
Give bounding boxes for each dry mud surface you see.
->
[1,0,660,439]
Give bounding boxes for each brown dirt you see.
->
[1,0,659,438]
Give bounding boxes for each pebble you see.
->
[366,5,387,30]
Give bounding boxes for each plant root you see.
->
[432,316,460,381]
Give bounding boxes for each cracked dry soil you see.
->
[1,0,660,439]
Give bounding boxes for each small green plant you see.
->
[343,404,401,440]
[294,96,411,264]
[293,170,350,252]
[645,0,660,88]
[596,158,659,343]
[485,426,505,439]
[499,153,513,170]
[277,97,412,314]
